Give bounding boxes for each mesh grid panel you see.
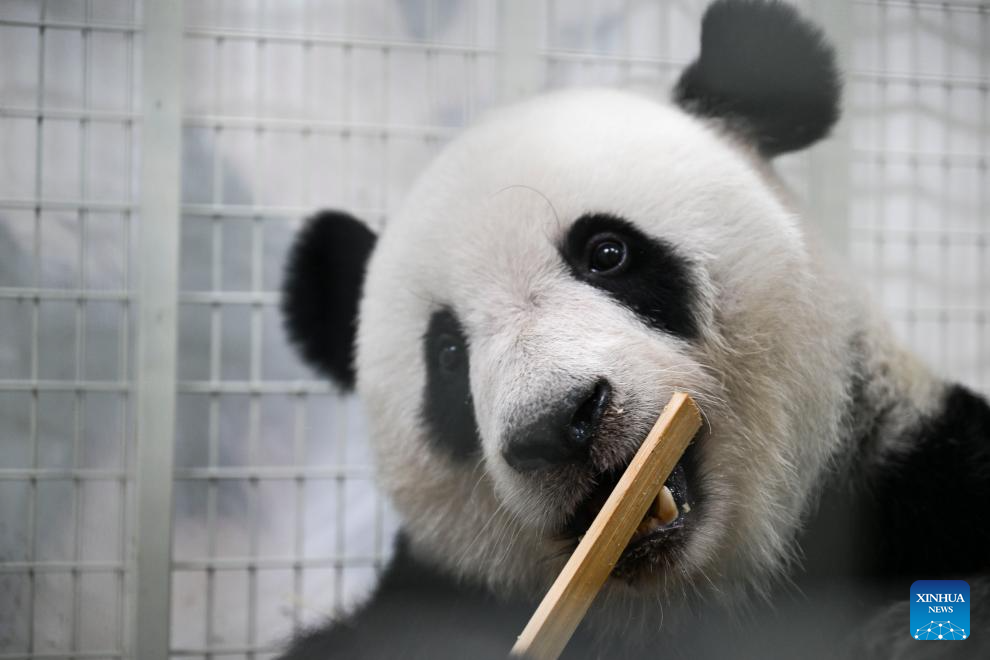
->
[0,1,987,659]
[849,0,989,393]
[0,1,140,658]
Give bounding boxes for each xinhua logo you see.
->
[911,580,970,641]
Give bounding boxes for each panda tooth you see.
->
[655,486,679,525]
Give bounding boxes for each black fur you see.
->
[422,308,482,460]
[674,0,841,156]
[561,213,699,340]
[281,210,377,389]
[802,385,990,578]
[855,384,990,578]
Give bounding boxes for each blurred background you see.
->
[0,0,986,658]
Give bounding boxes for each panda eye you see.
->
[422,308,480,460]
[436,334,463,373]
[561,213,699,339]
[588,235,627,273]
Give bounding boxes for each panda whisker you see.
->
[492,184,561,235]
[491,514,525,572]
[398,283,442,308]
[464,455,490,503]
[466,499,508,556]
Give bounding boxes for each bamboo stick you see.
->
[510,392,702,660]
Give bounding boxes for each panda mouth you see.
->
[563,449,696,574]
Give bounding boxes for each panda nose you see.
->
[501,379,612,473]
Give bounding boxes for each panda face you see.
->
[281,0,848,616]
[351,89,850,603]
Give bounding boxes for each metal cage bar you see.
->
[133,2,183,659]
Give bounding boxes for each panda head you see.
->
[284,0,844,610]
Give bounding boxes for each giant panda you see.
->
[278,1,990,658]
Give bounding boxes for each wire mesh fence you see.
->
[0,1,986,659]
[1,1,139,658]
[848,0,989,394]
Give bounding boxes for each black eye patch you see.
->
[421,308,481,461]
[561,213,699,340]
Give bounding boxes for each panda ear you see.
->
[281,210,377,390]
[674,0,841,157]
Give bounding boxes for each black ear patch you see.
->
[674,0,841,157]
[281,210,377,390]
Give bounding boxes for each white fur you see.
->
[352,88,939,621]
